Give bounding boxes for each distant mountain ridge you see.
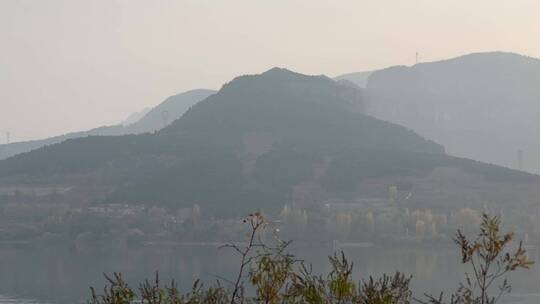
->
[0,89,215,160]
[121,107,151,126]
[334,70,373,88]
[1,67,538,216]
[359,51,540,173]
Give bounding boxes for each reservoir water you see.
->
[0,244,539,303]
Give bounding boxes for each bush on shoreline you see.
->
[90,213,533,304]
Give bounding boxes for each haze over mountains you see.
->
[0,89,215,160]
[1,67,538,216]
[6,50,539,180]
[4,1,540,302]
[338,52,540,174]
[334,71,373,88]
[121,107,151,126]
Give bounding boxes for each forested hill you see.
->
[1,67,536,215]
[0,68,441,176]
[159,68,442,154]
[0,89,215,160]
[363,51,540,173]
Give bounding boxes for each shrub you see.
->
[90,213,531,304]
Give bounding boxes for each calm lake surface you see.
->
[0,244,539,303]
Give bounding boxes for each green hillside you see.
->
[0,68,535,216]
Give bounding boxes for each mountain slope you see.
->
[126,89,216,134]
[334,70,373,88]
[0,89,215,160]
[1,68,537,216]
[121,107,151,126]
[364,51,540,173]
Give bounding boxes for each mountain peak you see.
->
[218,68,333,95]
[410,51,540,70]
[262,67,293,75]
[452,51,536,61]
[261,67,311,79]
[260,67,330,81]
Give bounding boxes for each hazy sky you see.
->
[1,0,540,142]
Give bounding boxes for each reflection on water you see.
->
[0,295,47,304]
[0,244,539,303]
